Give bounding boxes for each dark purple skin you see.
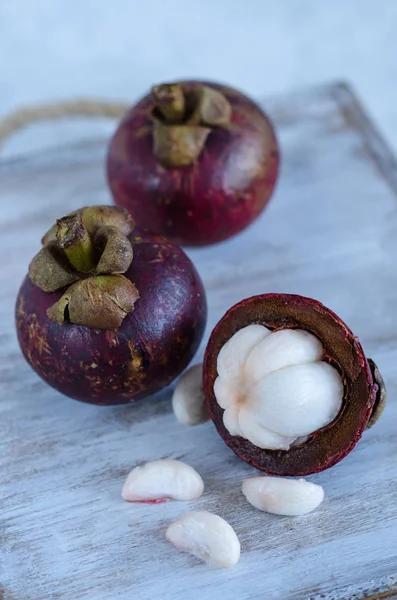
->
[107,81,279,247]
[16,229,207,405]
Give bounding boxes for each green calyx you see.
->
[366,359,387,429]
[151,82,232,168]
[29,205,139,330]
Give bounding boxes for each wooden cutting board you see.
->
[1,82,397,600]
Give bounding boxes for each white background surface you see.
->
[1,0,397,156]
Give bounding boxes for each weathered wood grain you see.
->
[1,82,397,600]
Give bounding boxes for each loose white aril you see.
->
[172,363,209,426]
[214,325,344,450]
[242,476,324,516]
[165,510,240,568]
[121,459,204,502]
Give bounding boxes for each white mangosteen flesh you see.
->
[214,325,344,450]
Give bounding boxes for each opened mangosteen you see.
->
[107,80,279,246]
[16,205,207,405]
[203,294,385,476]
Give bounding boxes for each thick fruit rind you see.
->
[203,293,378,476]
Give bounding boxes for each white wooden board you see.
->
[1,82,397,600]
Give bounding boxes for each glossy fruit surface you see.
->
[107,80,279,246]
[16,209,207,405]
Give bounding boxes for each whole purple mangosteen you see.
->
[16,205,207,405]
[107,81,279,246]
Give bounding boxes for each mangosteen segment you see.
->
[214,325,343,451]
[204,294,383,476]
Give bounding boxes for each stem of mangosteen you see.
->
[151,83,232,168]
[56,213,96,273]
[152,84,186,123]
